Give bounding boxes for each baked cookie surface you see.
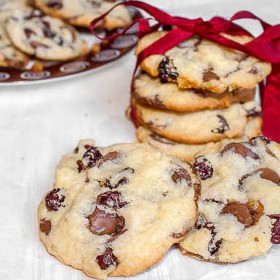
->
[0,0,27,22]
[6,8,88,61]
[0,25,29,68]
[135,31,271,93]
[133,100,261,144]
[34,0,132,30]
[179,136,280,263]
[136,116,262,162]
[38,140,200,279]
[133,72,255,112]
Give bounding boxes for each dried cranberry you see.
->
[83,147,103,168]
[47,0,63,9]
[97,191,128,209]
[211,115,229,134]
[270,215,280,244]
[24,28,36,38]
[30,41,49,49]
[96,248,117,270]
[45,188,65,211]
[98,151,120,167]
[193,156,213,180]
[158,56,178,83]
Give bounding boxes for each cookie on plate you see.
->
[0,25,29,68]
[34,0,132,30]
[38,140,200,279]
[179,136,280,263]
[136,116,262,162]
[6,8,88,61]
[133,72,255,112]
[0,0,27,22]
[133,100,261,144]
[135,31,271,93]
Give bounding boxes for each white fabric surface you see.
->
[1,1,280,279]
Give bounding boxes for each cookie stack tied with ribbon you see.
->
[131,32,271,161]
[89,1,280,161]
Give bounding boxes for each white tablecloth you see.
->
[1,1,280,279]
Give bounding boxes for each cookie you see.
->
[136,116,262,162]
[133,100,261,144]
[133,72,255,112]
[6,8,88,61]
[179,136,280,263]
[0,0,27,22]
[0,25,29,68]
[34,0,132,30]
[38,140,200,279]
[135,31,271,93]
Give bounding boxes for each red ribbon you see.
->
[90,1,280,143]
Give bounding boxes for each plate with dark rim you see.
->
[0,9,141,86]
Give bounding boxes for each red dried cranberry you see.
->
[270,215,280,244]
[97,191,128,209]
[96,248,117,270]
[47,0,63,9]
[193,156,213,180]
[83,147,103,168]
[211,115,229,134]
[24,28,36,38]
[45,188,65,211]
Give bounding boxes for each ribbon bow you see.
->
[90,1,280,143]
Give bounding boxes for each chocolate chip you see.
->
[30,41,49,49]
[150,133,175,145]
[24,28,36,38]
[98,151,119,167]
[221,201,263,227]
[171,227,190,239]
[250,136,271,145]
[211,115,229,134]
[45,188,65,211]
[74,146,79,154]
[249,66,258,74]
[40,219,51,235]
[221,143,260,159]
[87,208,125,236]
[246,108,261,117]
[77,159,86,173]
[96,191,128,209]
[171,168,191,186]
[270,214,280,244]
[193,156,213,180]
[96,247,118,270]
[158,56,178,83]
[203,70,219,82]
[257,168,280,185]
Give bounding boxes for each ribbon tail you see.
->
[262,64,280,142]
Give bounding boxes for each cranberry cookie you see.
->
[179,136,280,263]
[34,0,132,30]
[133,72,255,112]
[135,31,271,93]
[38,140,200,279]
[0,25,29,68]
[133,100,261,144]
[136,116,262,162]
[6,9,88,61]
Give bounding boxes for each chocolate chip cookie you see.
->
[133,100,261,144]
[6,8,88,61]
[133,72,255,112]
[136,116,262,162]
[38,140,200,279]
[135,31,271,93]
[179,136,280,263]
[0,25,29,68]
[34,0,132,30]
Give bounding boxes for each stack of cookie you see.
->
[130,31,272,162]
